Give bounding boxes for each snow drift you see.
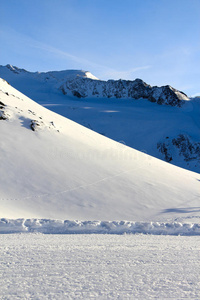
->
[1,219,200,235]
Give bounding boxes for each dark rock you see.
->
[0,115,7,120]
[172,134,200,162]
[60,77,188,107]
[72,90,83,98]
[30,120,41,131]
[157,142,172,162]
[0,111,7,120]
[157,134,200,168]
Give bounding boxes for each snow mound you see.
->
[0,219,200,235]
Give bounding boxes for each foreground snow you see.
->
[0,234,199,299]
[1,218,200,235]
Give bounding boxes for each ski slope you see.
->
[0,78,200,222]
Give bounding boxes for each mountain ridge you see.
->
[5,64,99,80]
[1,64,188,107]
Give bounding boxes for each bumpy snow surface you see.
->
[0,78,200,222]
[0,234,200,299]
[1,219,200,235]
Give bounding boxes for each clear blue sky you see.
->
[1,0,200,96]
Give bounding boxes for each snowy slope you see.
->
[0,78,200,222]
[0,64,199,173]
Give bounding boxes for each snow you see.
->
[0,64,199,173]
[0,234,200,299]
[1,218,200,235]
[0,70,200,299]
[174,89,189,101]
[0,77,200,222]
[84,71,99,80]
[4,64,99,81]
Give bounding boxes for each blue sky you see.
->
[0,0,200,96]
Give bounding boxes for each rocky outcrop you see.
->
[157,134,200,170]
[0,101,7,120]
[172,134,200,162]
[61,78,189,107]
[30,119,59,132]
[5,64,28,75]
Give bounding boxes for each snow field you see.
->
[0,234,200,299]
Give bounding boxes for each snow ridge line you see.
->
[0,219,200,235]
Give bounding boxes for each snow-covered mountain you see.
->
[0,64,199,173]
[0,64,98,97]
[4,64,99,81]
[0,64,188,106]
[0,77,200,223]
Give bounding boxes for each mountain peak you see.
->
[2,65,99,80]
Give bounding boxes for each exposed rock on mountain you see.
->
[61,77,189,107]
[157,134,200,169]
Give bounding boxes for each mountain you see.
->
[61,77,189,107]
[1,64,188,106]
[0,64,199,173]
[0,77,200,223]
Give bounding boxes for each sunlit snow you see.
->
[0,78,200,222]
